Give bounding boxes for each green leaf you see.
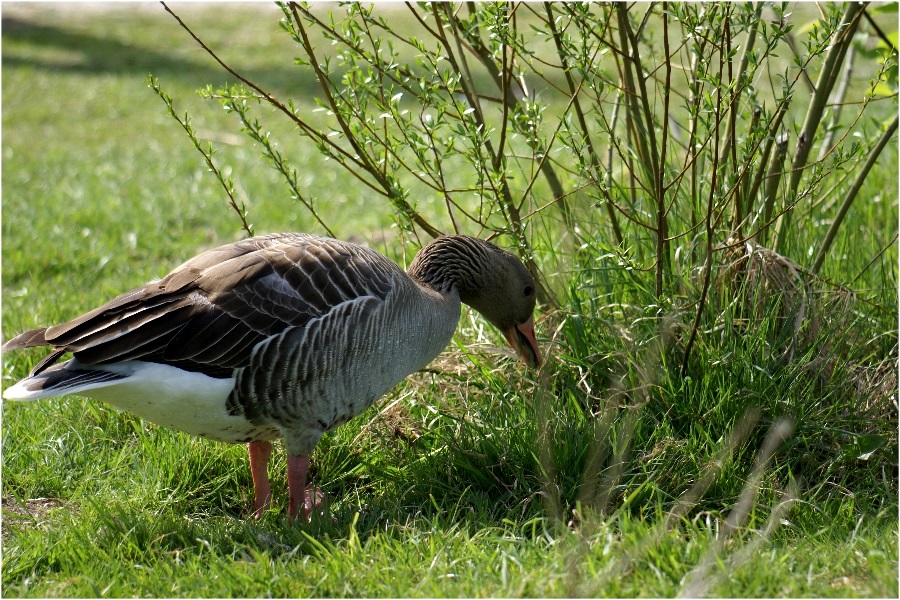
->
[843,434,888,461]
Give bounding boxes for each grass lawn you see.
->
[2,3,897,597]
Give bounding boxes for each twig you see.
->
[287,3,441,240]
[775,2,864,253]
[656,4,672,298]
[160,2,375,191]
[148,76,253,238]
[681,26,727,378]
[851,232,899,285]
[863,7,897,53]
[221,93,335,238]
[811,115,898,275]
[545,4,622,243]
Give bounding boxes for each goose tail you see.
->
[3,362,126,401]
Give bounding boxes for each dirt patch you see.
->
[2,495,67,541]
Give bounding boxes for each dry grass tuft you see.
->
[723,239,867,364]
[845,350,899,444]
[723,239,816,361]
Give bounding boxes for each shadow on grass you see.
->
[2,16,318,98]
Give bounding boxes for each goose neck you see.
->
[407,236,489,299]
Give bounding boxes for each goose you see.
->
[3,233,542,521]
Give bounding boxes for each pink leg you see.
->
[286,454,325,522]
[248,440,273,520]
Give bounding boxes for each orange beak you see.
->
[502,316,542,368]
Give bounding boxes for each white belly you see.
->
[76,361,276,443]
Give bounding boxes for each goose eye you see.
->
[523,285,533,297]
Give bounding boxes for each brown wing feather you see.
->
[7,233,400,379]
[2,328,48,351]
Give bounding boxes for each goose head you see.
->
[409,235,542,368]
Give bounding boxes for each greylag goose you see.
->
[3,233,541,521]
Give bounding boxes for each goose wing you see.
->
[4,233,399,378]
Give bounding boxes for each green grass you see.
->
[2,4,897,598]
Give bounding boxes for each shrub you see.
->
[154,0,897,522]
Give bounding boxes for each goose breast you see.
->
[227,265,460,455]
